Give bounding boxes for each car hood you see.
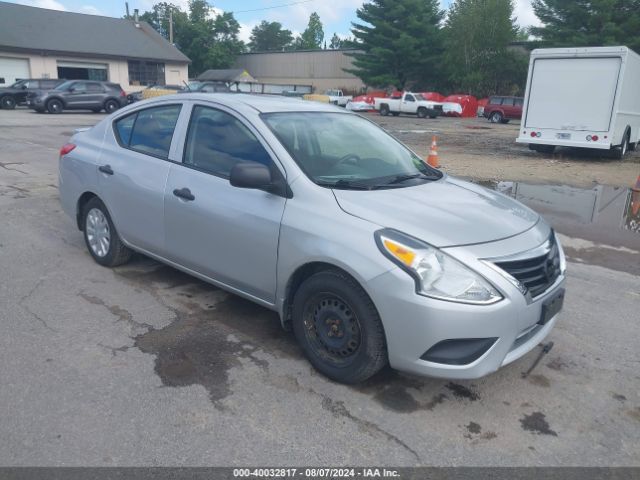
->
[332,176,539,247]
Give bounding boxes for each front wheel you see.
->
[292,270,387,384]
[82,197,132,267]
[417,107,427,118]
[1,95,16,110]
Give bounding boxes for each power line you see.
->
[230,0,316,15]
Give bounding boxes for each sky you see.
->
[9,0,542,43]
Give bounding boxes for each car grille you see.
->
[494,235,561,298]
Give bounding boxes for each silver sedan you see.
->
[58,93,566,384]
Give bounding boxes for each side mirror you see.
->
[229,162,272,190]
[69,87,76,92]
[21,84,28,90]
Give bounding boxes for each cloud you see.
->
[15,0,66,10]
[79,5,102,15]
[514,0,541,27]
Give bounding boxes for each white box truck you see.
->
[516,46,640,158]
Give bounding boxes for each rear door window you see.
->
[87,83,103,93]
[502,97,515,106]
[113,104,182,159]
[490,96,503,105]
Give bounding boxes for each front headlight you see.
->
[375,229,502,305]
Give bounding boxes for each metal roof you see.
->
[197,69,257,83]
[0,1,190,63]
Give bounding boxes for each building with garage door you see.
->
[0,1,190,90]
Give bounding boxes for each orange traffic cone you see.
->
[427,136,440,168]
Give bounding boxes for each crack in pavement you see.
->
[18,276,56,332]
[0,162,28,175]
[318,392,421,463]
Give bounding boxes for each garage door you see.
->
[0,57,30,86]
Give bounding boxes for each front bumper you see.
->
[366,233,566,379]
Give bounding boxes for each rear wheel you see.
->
[104,99,120,114]
[417,107,427,118]
[1,95,16,110]
[380,104,390,116]
[489,111,503,123]
[614,133,629,159]
[82,197,132,267]
[292,270,387,384]
[46,99,63,114]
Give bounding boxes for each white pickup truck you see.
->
[374,92,443,118]
[325,89,352,107]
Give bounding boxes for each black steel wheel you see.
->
[292,269,387,384]
[1,95,16,110]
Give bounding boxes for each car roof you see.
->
[149,93,349,114]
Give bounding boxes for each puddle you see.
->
[470,179,640,273]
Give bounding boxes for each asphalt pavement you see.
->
[0,109,638,466]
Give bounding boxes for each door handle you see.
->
[173,187,195,201]
[98,165,114,175]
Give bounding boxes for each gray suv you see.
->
[58,94,566,384]
[0,78,64,109]
[28,80,127,114]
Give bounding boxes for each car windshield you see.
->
[262,112,442,189]
[54,81,75,91]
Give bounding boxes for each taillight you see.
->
[530,131,541,138]
[60,143,76,156]
[530,132,537,137]
[120,90,126,97]
[592,135,599,141]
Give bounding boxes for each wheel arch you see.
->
[281,261,374,331]
[76,191,100,230]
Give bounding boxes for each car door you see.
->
[85,82,105,107]
[64,81,91,107]
[97,103,183,255]
[402,94,417,114]
[164,103,287,303]
[501,97,515,118]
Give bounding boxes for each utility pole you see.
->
[125,2,130,18]
[169,8,174,44]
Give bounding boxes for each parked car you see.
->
[324,89,352,107]
[374,92,442,118]
[127,84,182,103]
[483,96,523,123]
[28,80,127,114]
[0,78,64,109]
[179,81,231,94]
[58,94,566,384]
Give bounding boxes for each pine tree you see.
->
[444,0,527,96]
[296,12,324,50]
[348,0,444,89]
[531,0,640,52]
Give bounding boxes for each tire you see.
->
[380,104,390,116]
[292,269,387,384]
[1,95,16,110]
[614,132,630,159]
[104,99,120,114]
[82,197,132,267]
[417,107,427,119]
[489,112,503,123]
[46,98,63,114]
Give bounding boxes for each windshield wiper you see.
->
[383,173,440,185]
[315,179,375,190]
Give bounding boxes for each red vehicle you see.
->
[483,96,523,123]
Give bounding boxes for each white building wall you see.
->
[0,50,189,91]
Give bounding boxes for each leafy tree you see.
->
[348,0,444,90]
[140,0,245,76]
[249,21,293,51]
[444,0,527,96]
[296,12,324,50]
[530,0,640,52]
[329,33,343,49]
